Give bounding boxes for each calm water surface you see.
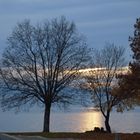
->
[0,109,140,133]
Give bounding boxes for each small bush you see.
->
[85,127,107,133]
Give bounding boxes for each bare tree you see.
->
[0,17,88,132]
[80,43,125,133]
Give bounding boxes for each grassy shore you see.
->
[6,132,140,140]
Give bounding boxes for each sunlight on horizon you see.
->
[78,66,129,75]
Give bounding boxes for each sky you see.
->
[0,0,140,60]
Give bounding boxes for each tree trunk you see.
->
[105,111,111,133]
[43,104,51,132]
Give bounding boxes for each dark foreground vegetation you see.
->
[6,132,140,140]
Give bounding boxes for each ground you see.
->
[5,132,140,140]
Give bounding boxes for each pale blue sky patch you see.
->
[0,0,139,59]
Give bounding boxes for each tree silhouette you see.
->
[117,18,140,107]
[80,43,125,133]
[0,17,88,132]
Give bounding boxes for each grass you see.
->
[6,132,140,140]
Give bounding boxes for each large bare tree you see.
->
[80,43,125,133]
[0,17,88,132]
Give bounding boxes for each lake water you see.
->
[0,108,140,133]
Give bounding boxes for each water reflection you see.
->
[51,111,103,132]
[0,109,140,133]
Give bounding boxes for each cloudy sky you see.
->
[0,0,140,60]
